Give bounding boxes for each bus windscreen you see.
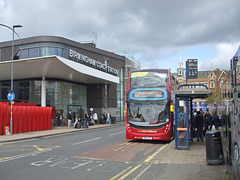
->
[127,70,170,125]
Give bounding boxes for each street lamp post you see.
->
[10,25,22,135]
[11,25,22,92]
[0,23,22,135]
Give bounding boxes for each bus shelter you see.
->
[174,84,212,149]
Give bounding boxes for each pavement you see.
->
[137,139,229,180]
[0,123,229,180]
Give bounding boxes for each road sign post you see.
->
[7,92,15,135]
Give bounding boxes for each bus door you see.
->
[175,97,189,149]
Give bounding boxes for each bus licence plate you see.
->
[142,137,152,140]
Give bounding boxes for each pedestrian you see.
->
[56,110,61,127]
[77,118,81,128]
[203,110,212,135]
[93,112,98,124]
[85,112,90,123]
[67,110,72,128]
[74,117,78,128]
[107,112,111,124]
[103,111,107,124]
[195,111,204,142]
[210,111,220,130]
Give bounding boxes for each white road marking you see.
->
[110,131,125,136]
[72,137,102,145]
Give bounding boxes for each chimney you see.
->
[216,68,220,73]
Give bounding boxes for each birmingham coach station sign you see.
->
[69,49,118,76]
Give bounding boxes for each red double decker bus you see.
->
[125,69,175,141]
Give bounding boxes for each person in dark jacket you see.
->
[195,111,204,142]
[67,110,72,128]
[56,110,61,127]
[102,112,107,124]
[210,111,220,130]
[203,110,212,135]
[85,112,90,124]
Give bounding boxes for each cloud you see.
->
[206,43,240,71]
[0,0,240,72]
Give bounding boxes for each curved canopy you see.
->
[0,56,119,84]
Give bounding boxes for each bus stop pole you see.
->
[175,95,178,149]
[186,60,188,84]
[190,98,193,142]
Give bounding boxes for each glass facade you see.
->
[45,81,87,118]
[16,42,71,59]
[0,80,87,118]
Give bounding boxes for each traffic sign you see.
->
[7,92,15,101]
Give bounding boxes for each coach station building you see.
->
[0,36,125,121]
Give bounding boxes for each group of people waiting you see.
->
[84,111,112,125]
[56,110,112,129]
[193,109,220,142]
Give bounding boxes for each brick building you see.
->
[174,60,231,112]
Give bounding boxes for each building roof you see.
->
[198,71,209,79]
[174,89,212,98]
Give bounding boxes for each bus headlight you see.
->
[127,126,131,132]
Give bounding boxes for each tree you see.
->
[206,89,219,104]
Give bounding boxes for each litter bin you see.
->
[112,117,116,124]
[82,119,88,128]
[205,130,224,164]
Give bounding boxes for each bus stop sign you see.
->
[7,92,15,101]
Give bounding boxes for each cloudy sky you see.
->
[0,0,239,72]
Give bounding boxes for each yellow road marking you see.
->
[118,142,135,146]
[0,145,61,162]
[0,149,37,153]
[0,138,38,145]
[32,145,48,151]
[119,164,142,180]
[114,146,125,151]
[144,145,166,163]
[110,166,132,180]
[0,150,42,161]
[121,147,129,152]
